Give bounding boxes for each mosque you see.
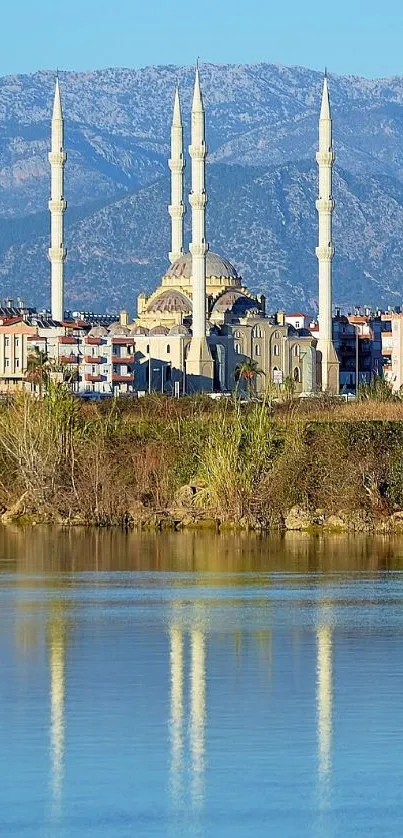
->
[45,68,339,396]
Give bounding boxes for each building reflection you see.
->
[316,602,333,807]
[169,625,184,804]
[190,627,206,807]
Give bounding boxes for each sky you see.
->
[2,0,403,79]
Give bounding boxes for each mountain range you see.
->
[1,63,403,314]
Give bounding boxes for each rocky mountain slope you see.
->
[1,63,403,313]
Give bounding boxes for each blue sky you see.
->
[2,0,403,79]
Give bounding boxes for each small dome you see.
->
[132,326,149,335]
[165,251,240,281]
[149,325,169,336]
[108,322,131,335]
[211,290,259,316]
[168,324,191,336]
[146,289,192,314]
[88,325,108,337]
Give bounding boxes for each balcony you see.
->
[111,355,133,364]
[85,337,103,345]
[59,354,79,364]
[111,337,134,346]
[112,373,134,383]
[85,373,104,383]
[59,336,78,345]
[84,355,104,364]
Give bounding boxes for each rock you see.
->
[284,506,312,531]
[324,515,348,531]
[2,492,29,525]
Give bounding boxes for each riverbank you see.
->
[2,387,403,532]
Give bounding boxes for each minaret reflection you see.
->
[48,608,67,813]
[169,625,184,803]
[168,611,207,811]
[190,626,206,806]
[316,604,333,794]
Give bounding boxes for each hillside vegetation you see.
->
[2,388,403,531]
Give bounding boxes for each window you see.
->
[273,344,279,356]
[295,345,300,357]
[295,321,300,329]
[166,365,172,382]
[5,358,9,368]
[92,365,96,375]
[293,367,301,383]
[274,331,280,339]
[15,338,19,348]
[166,345,170,354]
[235,343,241,354]
[234,330,241,339]
[255,345,261,356]
[5,337,9,348]
[146,345,149,354]
[15,358,20,368]
[253,326,262,338]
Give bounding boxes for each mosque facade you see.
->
[0,69,340,397]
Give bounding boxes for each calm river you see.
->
[1,527,403,837]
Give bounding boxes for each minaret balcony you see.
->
[168,159,185,173]
[48,199,67,213]
[189,193,207,210]
[168,204,185,218]
[316,151,335,166]
[315,245,335,261]
[189,144,207,160]
[316,198,335,212]
[48,151,67,165]
[189,243,208,257]
[48,246,67,261]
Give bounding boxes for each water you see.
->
[1,527,403,837]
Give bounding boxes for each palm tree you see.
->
[235,359,264,398]
[26,348,50,395]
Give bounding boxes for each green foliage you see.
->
[357,375,397,402]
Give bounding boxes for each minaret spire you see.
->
[48,75,67,322]
[186,65,214,390]
[315,73,339,393]
[168,85,185,263]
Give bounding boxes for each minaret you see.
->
[168,86,185,263]
[186,66,214,390]
[48,77,67,322]
[316,74,339,393]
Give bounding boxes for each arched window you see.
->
[234,330,241,339]
[255,344,261,356]
[294,345,300,357]
[235,343,241,354]
[293,367,301,383]
[146,344,149,354]
[274,331,280,339]
[166,344,170,354]
[253,326,262,338]
[273,344,279,356]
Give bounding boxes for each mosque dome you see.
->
[145,289,192,314]
[132,326,149,335]
[88,325,108,337]
[211,289,259,317]
[108,322,131,336]
[168,324,191,336]
[149,325,169,336]
[164,251,240,282]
